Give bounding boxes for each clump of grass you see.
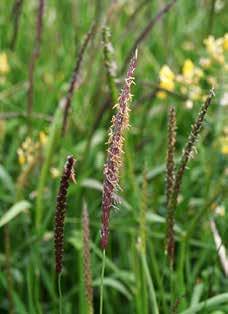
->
[27,0,45,118]
[61,22,97,135]
[82,203,94,314]
[166,89,215,266]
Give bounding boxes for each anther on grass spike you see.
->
[54,155,76,274]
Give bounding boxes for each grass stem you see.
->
[141,254,159,314]
[58,273,63,314]
[99,250,106,314]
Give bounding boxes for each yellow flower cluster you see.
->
[157,59,204,102]
[17,132,47,166]
[204,33,228,64]
[157,33,227,106]
[0,52,10,84]
[157,65,175,99]
[220,127,228,155]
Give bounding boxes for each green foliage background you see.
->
[0,1,227,313]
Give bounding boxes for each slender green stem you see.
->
[141,254,159,314]
[207,0,216,35]
[99,250,106,314]
[58,273,63,314]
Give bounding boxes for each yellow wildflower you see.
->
[18,133,46,167]
[50,167,60,178]
[223,33,228,51]
[221,144,228,155]
[0,52,10,74]
[157,65,175,99]
[182,59,203,84]
[159,65,175,82]
[159,79,175,91]
[22,137,32,150]
[17,148,26,165]
[157,91,167,99]
[220,132,228,155]
[182,59,194,79]
[204,35,224,64]
[39,131,48,145]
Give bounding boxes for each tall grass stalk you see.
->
[27,0,44,118]
[165,105,176,267]
[102,25,118,104]
[122,0,177,71]
[10,0,24,49]
[99,250,106,314]
[58,273,63,314]
[166,90,214,267]
[61,22,96,135]
[82,204,94,314]
[100,50,137,249]
[54,155,75,312]
[141,254,159,314]
[35,106,62,229]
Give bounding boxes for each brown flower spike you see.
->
[61,23,96,135]
[166,90,214,266]
[54,155,76,273]
[100,50,138,249]
[165,105,176,263]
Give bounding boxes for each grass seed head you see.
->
[54,155,76,273]
[100,51,137,249]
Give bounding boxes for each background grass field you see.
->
[0,1,227,313]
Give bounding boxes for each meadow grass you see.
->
[0,1,227,313]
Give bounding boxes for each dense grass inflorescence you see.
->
[55,155,75,274]
[100,50,137,249]
[0,1,227,313]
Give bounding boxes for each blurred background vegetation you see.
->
[0,0,227,313]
